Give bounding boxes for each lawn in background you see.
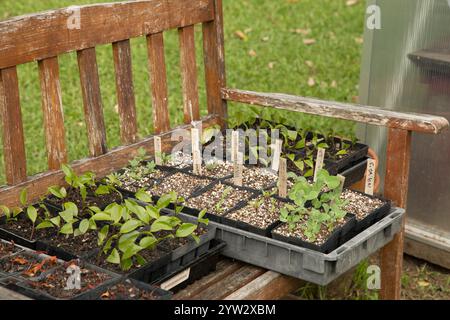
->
[0,0,365,184]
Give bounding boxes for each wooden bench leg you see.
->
[380,128,411,300]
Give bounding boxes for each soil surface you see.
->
[187,160,234,179]
[150,172,212,199]
[158,226,208,252]
[42,230,99,258]
[225,166,277,189]
[1,214,57,242]
[340,190,385,221]
[27,261,112,299]
[46,186,122,214]
[186,183,253,216]
[0,241,21,259]
[118,166,168,193]
[0,252,59,278]
[166,152,193,169]
[100,279,165,300]
[226,195,284,229]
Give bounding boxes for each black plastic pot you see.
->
[35,240,81,262]
[338,157,368,188]
[0,250,63,280]
[180,181,257,224]
[338,214,358,246]
[0,209,59,250]
[74,277,173,300]
[349,192,392,238]
[152,240,226,293]
[160,214,217,274]
[271,216,355,254]
[115,164,180,198]
[8,261,120,300]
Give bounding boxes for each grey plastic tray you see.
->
[180,207,404,286]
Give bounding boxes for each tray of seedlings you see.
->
[79,191,216,284]
[8,259,120,300]
[82,277,173,300]
[198,169,401,285]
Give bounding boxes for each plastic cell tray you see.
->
[184,207,404,286]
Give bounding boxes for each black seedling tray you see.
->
[8,261,120,300]
[153,240,226,293]
[0,239,24,263]
[271,214,356,254]
[74,276,173,300]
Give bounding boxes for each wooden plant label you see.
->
[313,148,326,182]
[154,136,162,165]
[234,152,244,186]
[193,149,202,175]
[278,157,288,198]
[337,174,346,194]
[364,158,376,196]
[271,139,283,172]
[231,130,239,163]
[191,128,200,154]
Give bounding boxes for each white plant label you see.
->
[191,128,200,154]
[234,152,244,186]
[337,174,346,194]
[313,148,326,182]
[365,158,376,196]
[271,139,283,172]
[160,268,191,291]
[193,149,202,175]
[65,265,81,290]
[231,130,239,163]
[278,158,288,198]
[154,136,162,165]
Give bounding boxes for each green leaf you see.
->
[79,219,89,234]
[120,258,133,271]
[150,220,173,233]
[63,202,78,216]
[198,209,207,220]
[60,223,73,235]
[50,216,61,227]
[80,186,87,201]
[125,200,150,224]
[98,225,109,246]
[105,204,122,224]
[107,248,121,264]
[120,219,143,234]
[59,210,74,223]
[95,185,110,195]
[92,212,112,221]
[26,206,38,223]
[0,205,10,218]
[122,244,143,260]
[135,189,153,203]
[176,223,197,238]
[139,236,157,249]
[36,221,54,230]
[156,193,176,209]
[118,231,140,252]
[19,189,27,206]
[145,206,160,220]
[191,234,200,244]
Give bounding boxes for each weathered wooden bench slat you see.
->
[179,25,201,123]
[147,32,171,134]
[113,39,138,144]
[202,0,227,125]
[38,56,67,170]
[0,115,219,207]
[0,66,27,184]
[77,47,108,157]
[222,88,449,134]
[0,0,214,69]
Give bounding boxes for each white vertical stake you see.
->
[231,130,239,163]
[234,152,244,186]
[154,136,162,165]
[364,159,376,196]
[278,158,288,198]
[271,139,283,172]
[313,148,326,182]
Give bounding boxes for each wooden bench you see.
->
[0,0,448,300]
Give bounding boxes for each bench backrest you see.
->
[0,0,226,206]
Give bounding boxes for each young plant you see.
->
[214,186,233,214]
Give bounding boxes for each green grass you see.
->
[0,0,365,184]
